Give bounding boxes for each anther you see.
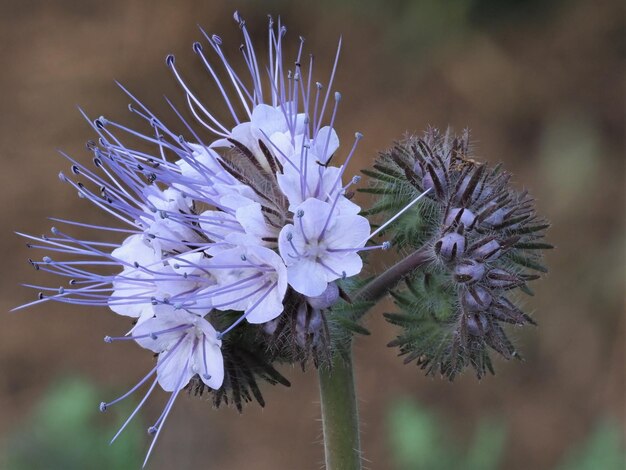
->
[202,373,211,380]
[43,256,52,263]
[104,336,113,343]
[99,402,108,412]
[165,54,175,66]
[38,292,44,300]
[316,82,323,89]
[351,175,361,184]
[50,227,59,234]
[192,42,203,53]
[286,232,293,241]
[382,241,392,250]
[58,171,66,182]
[240,254,247,261]
[297,209,304,218]
[71,165,80,175]
[334,91,342,101]
[148,426,158,435]
[355,132,364,140]
[211,35,222,45]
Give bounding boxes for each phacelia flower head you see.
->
[367,128,551,380]
[17,12,393,465]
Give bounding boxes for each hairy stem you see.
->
[318,342,361,470]
[317,245,431,469]
[354,245,431,316]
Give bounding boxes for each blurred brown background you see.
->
[0,0,623,469]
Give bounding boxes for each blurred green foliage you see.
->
[555,420,626,470]
[388,399,625,470]
[388,398,505,470]
[2,378,143,470]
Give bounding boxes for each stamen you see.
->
[287,232,302,258]
[109,378,159,445]
[327,241,391,253]
[296,209,309,244]
[99,334,187,411]
[314,37,342,136]
[103,323,192,343]
[142,356,189,468]
[362,188,432,244]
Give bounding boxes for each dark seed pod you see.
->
[466,313,490,336]
[454,260,485,284]
[470,237,502,261]
[435,232,465,263]
[485,268,522,289]
[445,207,476,228]
[462,285,492,312]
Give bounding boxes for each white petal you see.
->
[200,210,242,242]
[235,203,273,242]
[276,159,323,210]
[156,336,195,392]
[251,104,288,135]
[194,337,224,389]
[324,214,370,249]
[287,258,328,296]
[131,308,192,353]
[111,234,159,267]
[322,252,363,280]
[229,122,257,151]
[267,131,296,164]
[245,283,284,324]
[297,198,333,239]
[314,126,339,163]
[335,196,362,215]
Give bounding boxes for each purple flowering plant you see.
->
[17,12,550,469]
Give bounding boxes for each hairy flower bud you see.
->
[373,127,551,380]
[435,231,466,263]
[454,260,485,284]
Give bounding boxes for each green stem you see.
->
[354,245,431,316]
[317,245,430,469]
[318,342,361,470]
